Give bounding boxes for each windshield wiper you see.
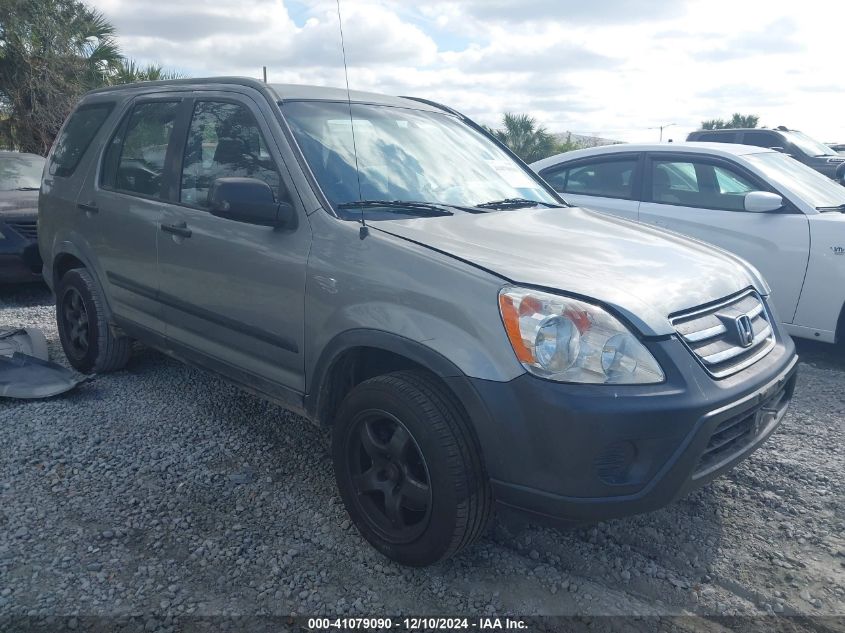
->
[15,187,39,191]
[474,197,563,210]
[337,200,454,217]
[816,203,845,212]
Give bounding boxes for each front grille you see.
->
[671,290,775,378]
[694,381,791,476]
[6,220,38,240]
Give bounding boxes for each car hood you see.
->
[0,190,39,216]
[373,206,767,337]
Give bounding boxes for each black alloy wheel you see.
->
[60,286,90,360]
[346,410,433,543]
[332,370,493,566]
[55,268,132,373]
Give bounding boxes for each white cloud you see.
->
[94,0,845,144]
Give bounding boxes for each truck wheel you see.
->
[56,268,132,373]
[332,370,493,566]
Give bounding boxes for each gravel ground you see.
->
[1,283,843,627]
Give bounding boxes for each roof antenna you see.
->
[335,0,367,239]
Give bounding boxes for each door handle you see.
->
[77,202,98,214]
[160,221,192,238]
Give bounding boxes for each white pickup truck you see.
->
[532,142,845,344]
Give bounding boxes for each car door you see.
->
[156,92,311,393]
[79,95,186,335]
[638,153,810,323]
[538,153,642,220]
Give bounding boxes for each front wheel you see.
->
[332,370,493,566]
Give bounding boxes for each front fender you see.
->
[304,214,525,387]
[304,328,499,475]
[305,328,475,420]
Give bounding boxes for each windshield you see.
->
[0,153,45,191]
[746,151,845,210]
[783,131,836,158]
[282,101,557,217]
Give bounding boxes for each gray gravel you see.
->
[1,283,843,621]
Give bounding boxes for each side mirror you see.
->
[208,177,294,228]
[744,191,784,213]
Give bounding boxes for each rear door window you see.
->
[742,131,783,149]
[543,157,638,200]
[48,103,114,178]
[104,101,180,199]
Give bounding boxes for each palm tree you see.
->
[0,0,123,154]
[701,113,760,130]
[728,113,759,128]
[701,118,727,130]
[108,59,183,85]
[488,113,559,163]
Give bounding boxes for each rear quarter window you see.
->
[48,102,114,178]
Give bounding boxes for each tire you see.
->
[56,268,132,373]
[332,370,493,566]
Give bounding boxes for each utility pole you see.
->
[648,122,676,142]
[262,66,267,83]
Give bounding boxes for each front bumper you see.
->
[459,332,798,524]
[0,216,41,283]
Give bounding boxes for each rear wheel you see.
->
[56,268,131,373]
[332,370,492,566]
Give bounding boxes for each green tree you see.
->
[701,113,760,130]
[728,113,759,128]
[108,59,182,85]
[486,113,561,163]
[0,0,182,154]
[0,0,122,154]
[701,118,727,130]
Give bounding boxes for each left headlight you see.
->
[498,286,664,384]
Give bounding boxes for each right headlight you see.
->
[498,286,664,384]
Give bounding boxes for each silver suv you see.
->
[39,78,798,566]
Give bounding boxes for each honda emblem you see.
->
[735,315,755,348]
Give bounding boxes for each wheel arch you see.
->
[305,330,493,435]
[51,244,114,321]
[53,252,86,283]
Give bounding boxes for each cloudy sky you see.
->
[93,0,843,143]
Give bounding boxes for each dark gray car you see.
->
[687,127,845,182]
[39,78,798,566]
[0,151,44,283]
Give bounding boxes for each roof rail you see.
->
[83,76,269,96]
